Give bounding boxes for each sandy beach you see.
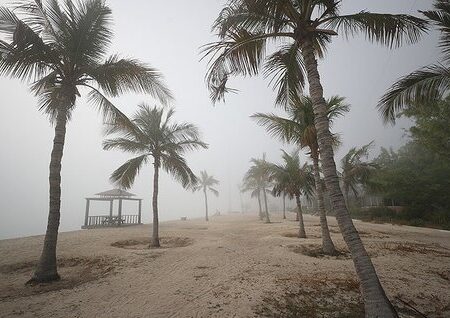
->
[0,213,449,317]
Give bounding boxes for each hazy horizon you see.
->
[0,0,440,239]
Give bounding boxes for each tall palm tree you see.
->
[270,150,314,238]
[253,95,348,254]
[341,142,378,206]
[244,154,272,223]
[379,1,450,122]
[202,1,427,315]
[194,171,219,221]
[103,104,207,247]
[0,0,172,283]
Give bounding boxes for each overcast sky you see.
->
[0,0,439,239]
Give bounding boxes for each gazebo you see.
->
[82,188,143,229]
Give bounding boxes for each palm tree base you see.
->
[26,272,60,285]
[322,247,339,256]
[298,234,306,238]
[149,239,160,248]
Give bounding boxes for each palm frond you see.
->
[110,154,148,189]
[86,87,135,129]
[421,1,450,63]
[324,12,428,49]
[327,95,350,123]
[102,137,148,153]
[88,55,173,105]
[378,64,450,123]
[209,187,219,196]
[251,112,303,145]
[263,42,305,106]
[202,29,276,103]
[160,152,198,188]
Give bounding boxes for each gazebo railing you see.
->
[86,214,140,227]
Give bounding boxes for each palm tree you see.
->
[379,1,450,122]
[243,154,272,223]
[0,0,172,283]
[270,150,314,238]
[103,104,207,247]
[241,176,264,220]
[341,142,378,206]
[253,95,348,254]
[194,171,219,221]
[202,1,427,315]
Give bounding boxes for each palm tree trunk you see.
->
[344,185,350,208]
[257,191,263,220]
[203,188,209,221]
[282,193,286,219]
[151,159,160,248]
[312,153,337,255]
[295,194,306,238]
[301,38,397,317]
[28,109,67,284]
[262,188,270,223]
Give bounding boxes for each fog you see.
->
[0,0,439,239]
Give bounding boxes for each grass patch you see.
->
[111,236,193,249]
[288,244,351,259]
[370,242,450,257]
[255,275,363,317]
[0,256,123,300]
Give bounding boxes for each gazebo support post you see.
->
[118,198,123,226]
[109,200,113,218]
[138,199,142,224]
[84,199,90,227]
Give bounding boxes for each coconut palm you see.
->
[194,171,219,221]
[103,104,207,247]
[270,150,314,238]
[243,154,272,223]
[341,142,378,206]
[379,1,450,123]
[0,0,172,283]
[241,176,264,220]
[202,1,427,315]
[253,94,348,254]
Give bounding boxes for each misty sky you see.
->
[0,0,440,239]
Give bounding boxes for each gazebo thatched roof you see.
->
[95,188,136,198]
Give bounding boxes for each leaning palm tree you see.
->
[103,104,207,247]
[270,150,314,238]
[341,142,378,206]
[202,1,427,315]
[379,1,450,122]
[0,0,172,283]
[244,154,272,223]
[194,171,219,221]
[253,94,348,254]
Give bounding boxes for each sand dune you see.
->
[0,213,449,317]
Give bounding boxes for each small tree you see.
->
[104,104,207,247]
[241,177,264,220]
[194,171,219,221]
[244,154,272,223]
[270,150,314,238]
[341,142,378,206]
